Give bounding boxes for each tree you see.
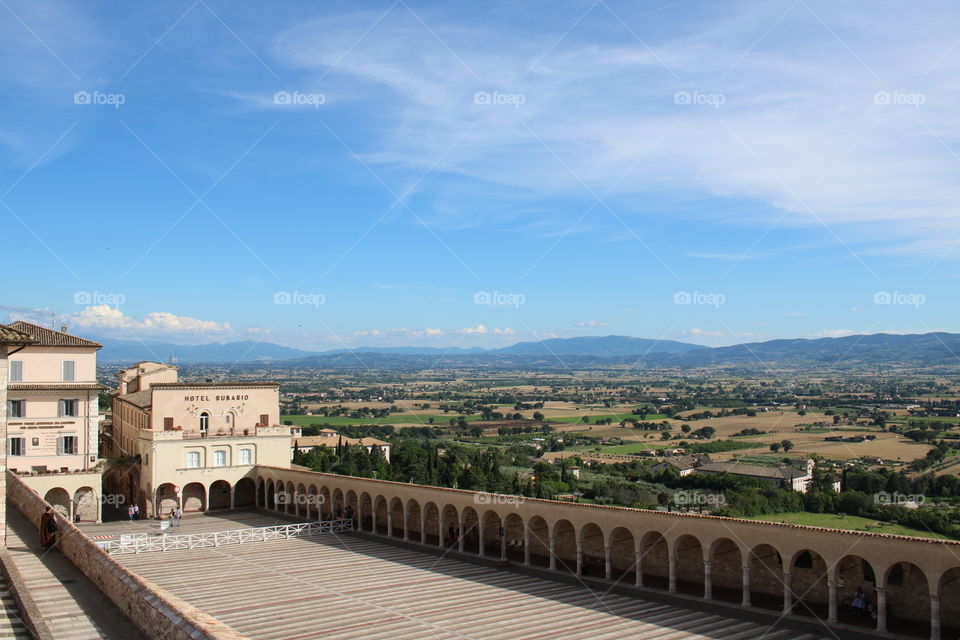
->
[781,440,794,453]
[581,416,591,424]
[533,411,545,422]
[681,424,691,433]
[770,442,782,453]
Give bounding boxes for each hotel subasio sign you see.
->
[183,394,250,402]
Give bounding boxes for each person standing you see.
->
[40,507,59,550]
[132,504,140,520]
[127,505,135,522]
[174,506,183,527]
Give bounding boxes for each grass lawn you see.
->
[589,442,665,454]
[550,413,667,424]
[744,512,951,540]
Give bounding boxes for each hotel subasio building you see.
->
[109,362,292,517]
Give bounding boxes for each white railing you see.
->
[96,519,353,554]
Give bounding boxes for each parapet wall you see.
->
[6,471,248,640]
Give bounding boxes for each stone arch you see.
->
[333,488,344,516]
[360,492,373,531]
[265,480,276,510]
[43,487,69,518]
[673,534,704,597]
[503,512,524,563]
[708,537,743,604]
[305,485,319,520]
[256,478,265,508]
[480,510,502,557]
[183,482,205,512]
[346,490,359,526]
[294,483,307,517]
[406,499,422,541]
[441,504,459,547]
[526,515,550,567]
[284,481,295,511]
[749,543,785,611]
[787,549,829,619]
[234,477,256,508]
[640,531,669,589]
[579,522,604,578]
[156,483,179,516]
[373,495,388,535]
[609,527,636,581]
[552,519,576,574]
[938,566,960,639]
[834,552,876,622]
[422,502,440,545]
[461,506,480,553]
[388,497,404,539]
[883,561,930,634]
[320,486,332,517]
[209,480,231,510]
[72,486,97,522]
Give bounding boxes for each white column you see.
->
[500,533,507,561]
[827,580,838,623]
[420,517,427,544]
[604,547,612,580]
[403,514,410,541]
[930,594,941,640]
[668,555,677,593]
[387,514,393,538]
[575,542,583,576]
[229,487,235,510]
[876,587,887,633]
[703,561,712,600]
[371,511,378,534]
[523,528,531,566]
[741,566,751,607]
[782,571,792,614]
[293,490,300,518]
[549,537,556,570]
[458,519,465,552]
[478,524,485,557]
[96,493,102,524]
[635,550,643,586]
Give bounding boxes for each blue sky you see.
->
[2,0,959,349]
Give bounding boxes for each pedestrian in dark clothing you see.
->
[40,507,58,550]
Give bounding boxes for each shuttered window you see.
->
[9,360,22,382]
[61,360,75,382]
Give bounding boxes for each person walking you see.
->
[39,507,58,551]
[174,506,183,528]
[132,504,140,520]
[127,505,135,522]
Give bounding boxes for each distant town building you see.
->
[292,432,391,462]
[651,454,711,477]
[696,458,815,492]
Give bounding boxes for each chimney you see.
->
[60,324,68,333]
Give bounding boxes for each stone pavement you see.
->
[5,507,146,640]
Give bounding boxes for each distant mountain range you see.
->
[93,332,960,369]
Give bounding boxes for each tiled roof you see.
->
[0,324,36,344]
[117,390,153,409]
[294,435,390,448]
[9,383,107,391]
[6,321,101,348]
[698,461,809,480]
[150,382,279,389]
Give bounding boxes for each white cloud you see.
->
[456,324,514,335]
[681,328,724,338]
[270,3,960,255]
[9,305,235,340]
[574,320,608,328]
[813,329,857,338]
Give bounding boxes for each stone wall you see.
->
[6,472,248,640]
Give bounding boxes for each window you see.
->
[186,451,201,468]
[239,448,252,465]
[9,360,22,382]
[8,400,24,418]
[9,437,24,456]
[199,412,209,434]
[58,436,78,455]
[61,360,75,382]
[794,551,813,569]
[213,450,226,467]
[59,399,78,417]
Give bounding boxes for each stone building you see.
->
[108,361,292,517]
